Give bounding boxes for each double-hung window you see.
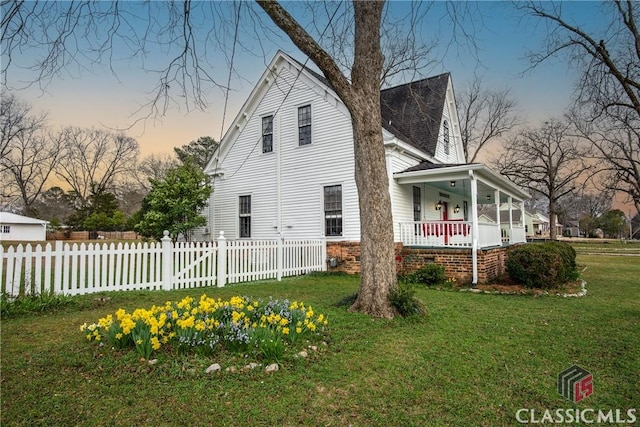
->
[413,186,421,236]
[324,185,342,236]
[262,115,273,153]
[239,195,251,238]
[1,225,9,234]
[298,105,311,146]
[413,186,421,222]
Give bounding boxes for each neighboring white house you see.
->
[203,51,530,284]
[0,212,49,241]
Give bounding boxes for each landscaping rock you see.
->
[243,362,260,370]
[206,363,221,374]
[309,345,318,352]
[225,366,237,373]
[148,359,158,365]
[298,350,308,358]
[265,363,279,373]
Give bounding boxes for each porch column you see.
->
[520,200,526,239]
[508,196,513,244]
[469,170,479,286]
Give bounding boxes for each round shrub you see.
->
[402,263,446,286]
[506,242,578,289]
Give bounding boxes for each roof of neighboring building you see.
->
[0,212,48,225]
[380,73,450,157]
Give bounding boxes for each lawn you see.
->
[1,253,638,426]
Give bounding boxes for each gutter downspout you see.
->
[469,170,479,286]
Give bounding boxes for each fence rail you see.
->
[1,232,326,297]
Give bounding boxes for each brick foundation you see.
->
[326,241,521,285]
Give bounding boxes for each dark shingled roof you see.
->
[380,73,450,157]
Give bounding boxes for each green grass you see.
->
[566,238,640,255]
[1,255,638,426]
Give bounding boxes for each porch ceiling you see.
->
[394,163,531,202]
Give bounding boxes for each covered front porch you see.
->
[392,163,531,284]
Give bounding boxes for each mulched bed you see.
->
[454,273,586,296]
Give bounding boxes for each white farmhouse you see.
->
[203,51,530,285]
[0,212,49,241]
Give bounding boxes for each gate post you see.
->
[161,231,173,291]
[217,231,227,287]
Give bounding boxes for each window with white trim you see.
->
[239,195,251,238]
[1,225,10,233]
[324,185,342,236]
[443,120,450,155]
[413,186,421,221]
[262,115,273,153]
[298,105,311,146]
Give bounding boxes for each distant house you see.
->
[0,212,49,241]
[202,51,530,285]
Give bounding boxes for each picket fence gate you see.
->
[0,231,327,297]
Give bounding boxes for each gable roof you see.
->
[380,73,450,157]
[0,212,48,225]
[205,52,453,173]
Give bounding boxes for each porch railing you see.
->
[398,221,525,248]
[398,221,472,248]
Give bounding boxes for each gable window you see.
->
[1,225,9,233]
[298,105,311,146]
[262,115,273,153]
[443,120,450,155]
[239,195,251,238]
[324,185,342,236]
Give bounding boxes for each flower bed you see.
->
[81,295,328,363]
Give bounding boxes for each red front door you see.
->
[441,202,449,244]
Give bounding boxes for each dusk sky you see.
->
[2,1,607,158]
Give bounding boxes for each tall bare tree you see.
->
[55,127,140,207]
[0,94,64,216]
[521,0,640,214]
[456,77,520,163]
[494,118,589,240]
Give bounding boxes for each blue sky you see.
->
[2,1,607,157]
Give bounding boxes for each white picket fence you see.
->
[0,232,326,297]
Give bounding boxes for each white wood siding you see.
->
[434,80,464,164]
[210,64,359,241]
[434,101,458,163]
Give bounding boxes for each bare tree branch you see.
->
[456,77,520,163]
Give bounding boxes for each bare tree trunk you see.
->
[549,198,558,240]
[347,1,396,318]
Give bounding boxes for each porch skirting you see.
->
[326,241,523,285]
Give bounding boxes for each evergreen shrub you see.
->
[506,241,578,289]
